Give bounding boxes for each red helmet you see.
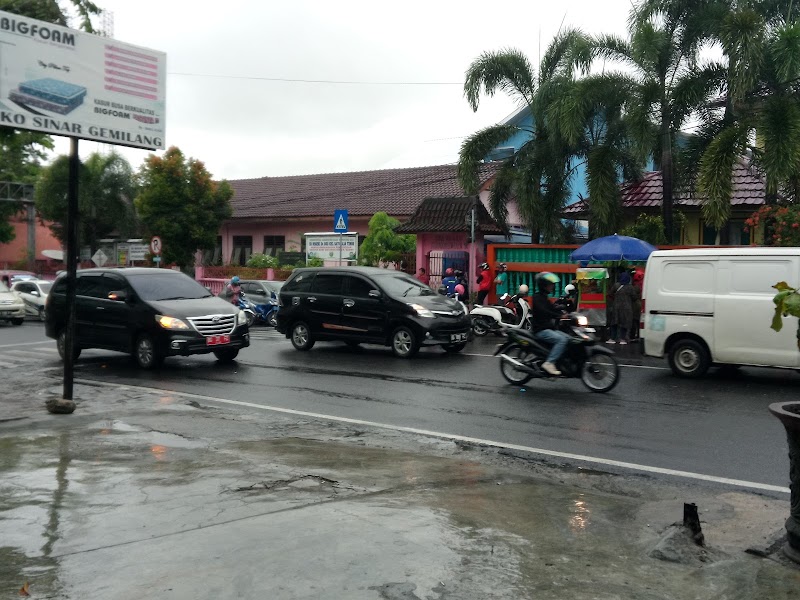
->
[455,284,465,295]
[445,268,454,276]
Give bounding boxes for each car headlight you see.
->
[576,315,589,327]
[156,315,190,330]
[237,309,248,325]
[408,303,435,318]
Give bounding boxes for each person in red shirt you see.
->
[416,268,430,286]
[476,262,492,305]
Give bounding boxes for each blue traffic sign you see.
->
[334,209,349,232]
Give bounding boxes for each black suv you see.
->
[45,268,249,368]
[276,267,470,357]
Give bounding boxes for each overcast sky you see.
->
[52,0,633,181]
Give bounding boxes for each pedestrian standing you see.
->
[494,263,509,298]
[607,272,638,345]
[416,267,430,286]
[476,262,491,305]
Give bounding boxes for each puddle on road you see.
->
[91,420,207,449]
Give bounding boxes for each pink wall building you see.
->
[217,163,501,268]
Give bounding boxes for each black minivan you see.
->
[45,268,249,368]
[276,267,471,357]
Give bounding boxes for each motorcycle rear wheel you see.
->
[499,345,534,385]
[472,317,490,337]
[268,313,278,327]
[244,311,256,327]
[580,352,620,393]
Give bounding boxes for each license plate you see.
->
[450,333,468,342]
[0,310,11,316]
[206,334,231,346]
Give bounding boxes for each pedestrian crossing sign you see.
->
[334,209,349,232]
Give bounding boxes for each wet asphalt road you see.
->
[3,321,797,491]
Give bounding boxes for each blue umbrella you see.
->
[570,234,657,262]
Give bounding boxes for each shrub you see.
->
[746,205,800,247]
[246,253,279,268]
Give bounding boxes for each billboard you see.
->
[305,233,358,262]
[0,10,166,149]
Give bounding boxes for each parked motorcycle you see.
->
[470,292,531,336]
[260,294,280,327]
[494,313,620,393]
[236,292,266,327]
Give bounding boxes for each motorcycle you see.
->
[470,293,531,336]
[494,313,620,393]
[236,292,267,327]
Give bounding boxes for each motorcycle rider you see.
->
[530,272,569,376]
[442,268,459,296]
[476,262,491,305]
[226,276,242,305]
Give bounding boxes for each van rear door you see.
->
[714,256,800,368]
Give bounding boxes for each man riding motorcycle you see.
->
[530,272,569,376]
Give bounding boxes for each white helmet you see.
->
[518,284,529,294]
[565,284,576,295]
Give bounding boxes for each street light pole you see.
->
[63,137,80,401]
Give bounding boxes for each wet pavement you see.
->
[2,368,800,599]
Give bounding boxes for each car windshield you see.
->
[127,273,213,301]
[38,282,52,294]
[374,273,436,298]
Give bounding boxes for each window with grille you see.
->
[263,235,285,256]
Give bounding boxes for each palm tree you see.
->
[591,4,725,243]
[458,32,592,243]
[637,0,799,241]
[35,151,138,251]
[459,31,644,241]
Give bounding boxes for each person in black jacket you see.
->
[531,272,569,376]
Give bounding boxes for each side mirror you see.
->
[108,290,128,302]
[254,289,267,295]
[368,289,381,298]
[30,290,40,297]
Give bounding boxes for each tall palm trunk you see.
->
[660,101,674,244]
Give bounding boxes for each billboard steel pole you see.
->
[63,137,79,401]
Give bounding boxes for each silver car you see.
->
[11,279,52,321]
[0,280,25,325]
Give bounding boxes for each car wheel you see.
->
[391,326,419,358]
[214,348,239,363]
[57,330,81,361]
[443,342,466,353]
[11,318,24,326]
[38,307,46,322]
[134,334,163,369]
[290,321,315,351]
[668,338,710,378]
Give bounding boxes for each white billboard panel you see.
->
[0,10,166,149]
[305,233,358,262]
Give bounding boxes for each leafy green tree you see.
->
[0,0,102,242]
[135,147,233,269]
[359,212,415,266]
[35,151,137,250]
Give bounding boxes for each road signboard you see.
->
[128,244,149,261]
[150,236,162,256]
[91,249,107,267]
[334,209,348,233]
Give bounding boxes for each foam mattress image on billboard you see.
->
[10,78,87,114]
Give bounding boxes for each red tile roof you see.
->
[563,159,766,216]
[394,196,506,234]
[227,163,500,220]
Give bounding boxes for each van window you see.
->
[730,260,793,295]
[661,262,714,294]
[76,275,106,298]
[343,276,374,298]
[283,272,314,293]
[311,273,343,295]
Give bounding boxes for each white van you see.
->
[641,248,800,377]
